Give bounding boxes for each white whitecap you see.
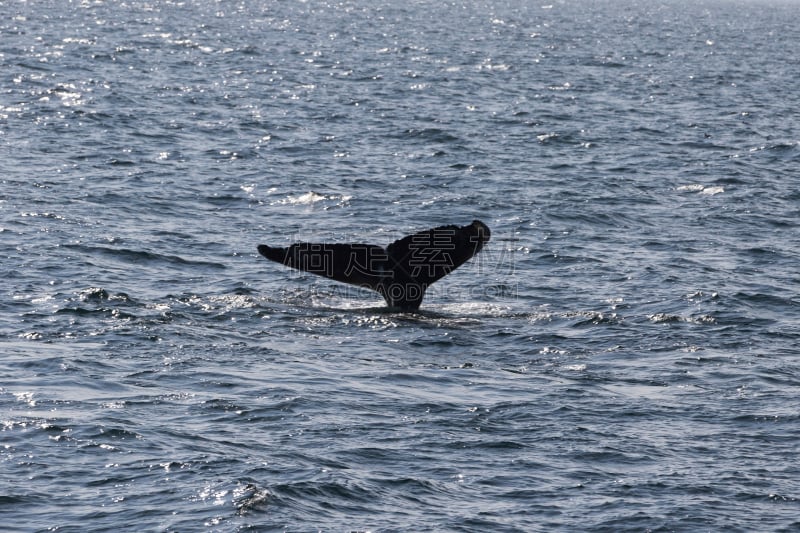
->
[282,192,327,205]
[677,184,724,195]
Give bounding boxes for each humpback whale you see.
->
[257,220,490,310]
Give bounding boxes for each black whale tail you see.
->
[257,220,491,310]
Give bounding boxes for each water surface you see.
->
[2,0,799,530]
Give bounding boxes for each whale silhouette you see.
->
[257,220,490,310]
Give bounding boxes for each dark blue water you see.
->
[2,0,799,530]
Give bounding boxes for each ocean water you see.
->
[2,0,799,530]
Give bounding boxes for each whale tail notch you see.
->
[257,220,491,310]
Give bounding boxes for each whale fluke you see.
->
[257,220,490,310]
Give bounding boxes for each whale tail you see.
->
[257,220,490,310]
